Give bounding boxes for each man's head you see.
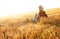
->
[38,5,44,11]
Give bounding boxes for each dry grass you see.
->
[0,8,60,39]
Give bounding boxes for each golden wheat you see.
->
[0,8,60,39]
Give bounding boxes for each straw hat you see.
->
[38,5,44,9]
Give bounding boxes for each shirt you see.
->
[39,10,47,17]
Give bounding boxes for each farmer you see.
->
[38,5,48,17]
[37,5,48,22]
[32,5,48,23]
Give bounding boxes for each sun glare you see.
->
[0,0,60,17]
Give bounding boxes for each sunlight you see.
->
[0,0,60,17]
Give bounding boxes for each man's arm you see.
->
[43,11,48,17]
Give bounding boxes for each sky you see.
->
[0,0,60,17]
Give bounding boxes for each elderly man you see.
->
[38,5,48,17]
[37,5,48,22]
[32,5,48,23]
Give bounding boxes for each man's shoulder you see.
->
[42,10,45,12]
[43,10,46,13]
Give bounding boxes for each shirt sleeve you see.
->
[43,11,48,17]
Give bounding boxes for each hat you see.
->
[38,5,44,9]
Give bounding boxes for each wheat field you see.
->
[0,8,60,39]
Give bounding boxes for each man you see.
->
[37,5,48,22]
[38,5,48,17]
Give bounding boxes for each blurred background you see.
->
[0,0,60,17]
